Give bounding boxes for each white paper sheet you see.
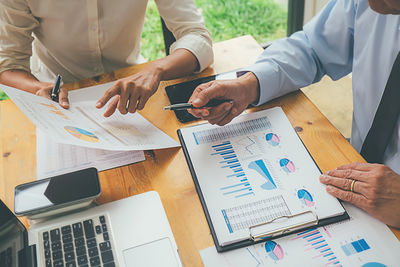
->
[1,83,179,151]
[179,107,345,246]
[36,129,146,179]
[200,203,400,267]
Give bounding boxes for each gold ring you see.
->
[350,179,356,192]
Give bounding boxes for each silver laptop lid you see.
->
[0,199,36,267]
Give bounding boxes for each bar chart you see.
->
[291,228,341,267]
[211,141,255,198]
[341,238,370,256]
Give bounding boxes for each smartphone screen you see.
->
[165,70,243,123]
[14,168,100,215]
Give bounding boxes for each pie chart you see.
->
[362,263,387,267]
[265,240,284,261]
[297,189,315,207]
[266,133,280,146]
[280,158,295,173]
[64,126,99,143]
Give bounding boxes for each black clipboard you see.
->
[177,128,349,252]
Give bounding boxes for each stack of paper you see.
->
[2,83,180,178]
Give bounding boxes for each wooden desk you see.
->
[0,35,399,266]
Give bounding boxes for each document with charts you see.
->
[36,129,146,179]
[1,83,179,151]
[178,107,346,251]
[200,203,400,267]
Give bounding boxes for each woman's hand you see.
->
[96,66,162,117]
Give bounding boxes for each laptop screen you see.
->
[0,200,27,267]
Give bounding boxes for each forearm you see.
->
[149,48,199,81]
[0,69,41,94]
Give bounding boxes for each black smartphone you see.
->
[165,70,244,123]
[14,168,101,217]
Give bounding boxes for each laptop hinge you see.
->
[18,244,37,267]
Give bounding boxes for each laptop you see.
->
[0,191,182,267]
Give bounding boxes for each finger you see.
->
[127,93,139,113]
[319,174,353,190]
[203,102,233,122]
[319,175,369,196]
[191,82,227,108]
[96,82,120,109]
[188,82,213,104]
[325,168,370,183]
[58,88,69,109]
[214,101,246,126]
[189,107,210,118]
[137,92,151,110]
[335,162,374,172]
[103,96,119,117]
[325,185,368,209]
[117,83,131,115]
[215,110,236,126]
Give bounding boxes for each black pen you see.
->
[51,74,62,102]
[163,99,231,111]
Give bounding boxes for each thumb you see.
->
[58,88,70,109]
[191,82,224,108]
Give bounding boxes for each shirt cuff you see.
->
[243,62,282,106]
[170,33,213,72]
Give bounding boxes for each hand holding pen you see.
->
[50,74,62,101]
[49,74,69,109]
[186,72,259,126]
[164,99,232,111]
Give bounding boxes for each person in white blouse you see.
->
[188,0,400,228]
[0,0,213,116]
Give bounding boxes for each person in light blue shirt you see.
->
[188,0,400,228]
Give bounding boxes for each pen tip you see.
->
[163,106,170,110]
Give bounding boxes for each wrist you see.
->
[239,72,260,105]
[148,60,167,81]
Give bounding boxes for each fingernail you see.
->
[326,185,333,192]
[62,101,69,107]
[193,98,201,105]
[202,110,209,116]
[224,105,231,111]
[96,102,102,108]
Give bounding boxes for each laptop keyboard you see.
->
[41,215,117,267]
[0,246,12,267]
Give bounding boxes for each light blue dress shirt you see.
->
[247,0,400,173]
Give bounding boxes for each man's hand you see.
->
[35,82,69,109]
[319,162,400,228]
[188,72,260,126]
[95,65,162,117]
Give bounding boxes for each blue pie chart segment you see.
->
[362,263,387,267]
[297,189,315,207]
[248,160,277,190]
[266,133,280,146]
[265,241,284,261]
[280,158,296,173]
